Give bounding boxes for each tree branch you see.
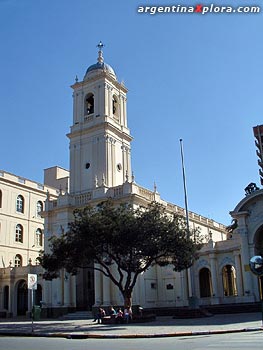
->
[95,257,124,293]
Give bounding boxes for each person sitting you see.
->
[109,306,117,323]
[115,309,124,324]
[93,307,106,324]
[124,307,132,323]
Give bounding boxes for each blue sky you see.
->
[0,0,262,225]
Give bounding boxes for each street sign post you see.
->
[28,274,37,332]
[28,274,37,290]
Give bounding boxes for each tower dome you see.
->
[83,42,116,80]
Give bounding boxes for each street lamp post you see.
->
[249,255,263,327]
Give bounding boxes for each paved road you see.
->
[0,332,263,350]
[0,312,262,338]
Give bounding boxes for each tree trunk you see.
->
[123,290,132,309]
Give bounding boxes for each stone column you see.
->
[123,98,127,127]
[180,270,188,305]
[133,275,140,306]
[9,274,15,317]
[70,275,76,308]
[108,87,111,117]
[63,272,70,306]
[156,265,164,306]
[140,274,146,307]
[81,91,84,120]
[0,287,3,311]
[104,83,109,116]
[209,253,219,297]
[233,212,253,294]
[105,135,110,188]
[102,270,111,306]
[119,95,124,126]
[97,85,101,116]
[234,251,243,296]
[94,265,102,306]
[111,140,116,187]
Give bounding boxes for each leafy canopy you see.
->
[40,200,203,305]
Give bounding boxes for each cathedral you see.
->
[0,43,262,318]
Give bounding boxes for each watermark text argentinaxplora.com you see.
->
[137,4,261,15]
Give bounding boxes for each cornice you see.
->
[231,188,263,214]
[71,73,128,93]
[67,120,133,143]
[0,176,58,198]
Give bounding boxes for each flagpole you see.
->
[179,139,195,302]
[179,139,190,235]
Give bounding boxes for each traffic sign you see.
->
[28,274,37,290]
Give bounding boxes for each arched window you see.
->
[14,254,22,267]
[36,228,43,246]
[0,189,2,208]
[222,265,237,296]
[199,268,212,297]
[16,195,24,213]
[112,95,119,118]
[36,201,43,217]
[84,93,94,115]
[15,224,23,243]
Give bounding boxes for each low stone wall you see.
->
[41,306,75,319]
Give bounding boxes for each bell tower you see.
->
[68,43,132,194]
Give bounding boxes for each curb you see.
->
[0,327,262,339]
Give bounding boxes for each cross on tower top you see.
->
[97,41,104,50]
[97,41,104,63]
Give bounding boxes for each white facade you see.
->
[1,45,262,319]
[0,170,61,269]
[42,46,245,316]
[0,167,68,317]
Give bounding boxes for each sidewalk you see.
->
[0,312,262,339]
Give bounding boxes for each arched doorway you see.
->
[3,286,9,310]
[76,268,95,311]
[199,268,212,297]
[17,280,28,315]
[222,265,237,296]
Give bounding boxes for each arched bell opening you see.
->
[84,93,94,115]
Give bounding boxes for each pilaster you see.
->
[232,211,253,295]
[102,269,111,306]
[209,253,219,297]
[94,266,102,306]
[233,251,243,296]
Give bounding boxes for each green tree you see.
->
[40,200,203,308]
